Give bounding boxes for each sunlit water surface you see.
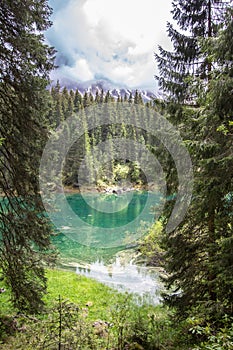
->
[50,191,165,303]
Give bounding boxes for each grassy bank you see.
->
[9,268,233,350]
[3,268,231,349]
[1,268,183,349]
[44,268,124,320]
[1,268,127,319]
[4,269,229,350]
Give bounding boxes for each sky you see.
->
[46,0,173,91]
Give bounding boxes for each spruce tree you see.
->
[104,90,111,103]
[128,92,133,104]
[0,0,55,313]
[99,89,104,103]
[155,0,233,325]
[155,0,227,103]
[95,90,100,103]
[67,91,75,117]
[83,91,91,108]
[200,7,233,314]
[74,88,83,111]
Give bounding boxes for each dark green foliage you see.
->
[0,0,55,313]
[48,88,156,188]
[137,222,165,266]
[156,0,233,333]
[155,0,227,103]
[0,293,184,350]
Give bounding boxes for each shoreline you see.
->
[63,182,159,194]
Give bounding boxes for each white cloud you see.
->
[47,0,173,89]
[62,58,94,81]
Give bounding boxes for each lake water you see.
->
[50,191,165,303]
[76,256,163,304]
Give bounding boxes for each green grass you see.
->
[0,286,13,315]
[2,269,230,349]
[44,268,122,319]
[0,268,120,320]
[0,268,192,349]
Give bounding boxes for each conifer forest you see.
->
[0,0,232,349]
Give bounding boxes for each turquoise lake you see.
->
[50,191,165,303]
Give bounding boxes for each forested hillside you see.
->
[46,84,159,188]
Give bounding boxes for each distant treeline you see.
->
[46,82,164,187]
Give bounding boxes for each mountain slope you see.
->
[54,79,158,102]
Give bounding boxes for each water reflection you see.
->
[50,192,165,303]
[76,256,162,304]
[50,191,164,248]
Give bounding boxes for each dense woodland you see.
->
[156,0,233,326]
[0,0,233,349]
[46,83,161,188]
